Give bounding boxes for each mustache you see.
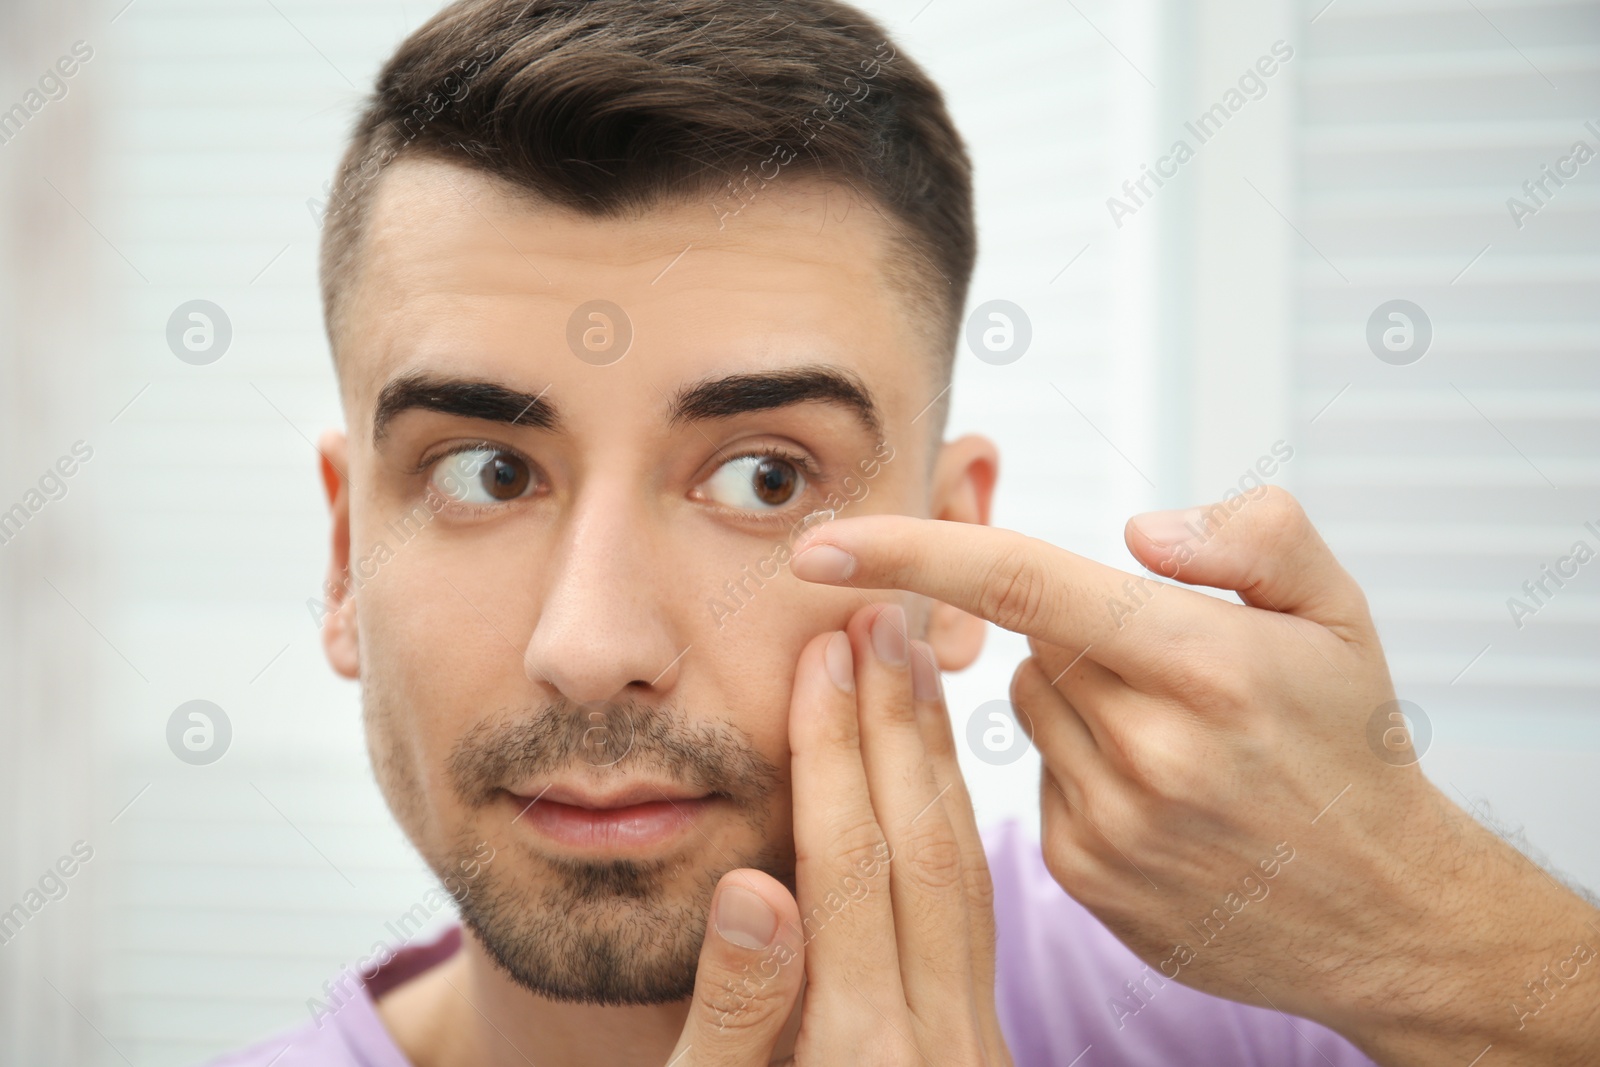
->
[447,697,781,812]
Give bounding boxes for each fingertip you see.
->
[1012,653,1047,687]
[1008,659,1053,736]
[1127,507,1204,551]
[717,868,799,919]
[710,870,802,962]
[1123,510,1186,572]
[713,880,779,951]
[790,542,856,583]
[789,630,858,755]
[795,627,844,684]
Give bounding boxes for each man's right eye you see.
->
[429,447,536,505]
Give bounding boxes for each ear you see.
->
[923,433,999,671]
[317,429,360,680]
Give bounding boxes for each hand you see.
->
[666,602,1010,1066]
[785,487,1600,1066]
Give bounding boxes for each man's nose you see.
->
[522,490,685,706]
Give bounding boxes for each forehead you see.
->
[336,156,933,428]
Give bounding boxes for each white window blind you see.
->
[1289,0,1600,880]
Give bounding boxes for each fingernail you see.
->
[910,640,942,702]
[791,544,855,583]
[715,884,777,950]
[1131,507,1205,547]
[871,604,908,666]
[824,631,855,692]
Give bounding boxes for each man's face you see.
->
[320,156,982,1004]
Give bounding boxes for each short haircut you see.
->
[318,0,975,390]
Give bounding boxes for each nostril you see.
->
[522,650,555,686]
[645,644,692,689]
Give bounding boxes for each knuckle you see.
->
[1165,639,1249,715]
[1196,660,1252,717]
[978,541,1048,634]
[1234,714,1285,774]
[1040,829,1097,896]
[1045,835,1127,916]
[806,697,861,751]
[697,953,791,1035]
[1252,484,1306,539]
[1009,656,1051,705]
[1034,643,1084,688]
[878,685,919,728]
[1338,581,1378,640]
[1102,704,1191,782]
[827,818,893,880]
[1257,482,1301,513]
[901,821,964,892]
[1070,767,1122,833]
[1045,779,1141,900]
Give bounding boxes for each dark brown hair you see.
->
[319,0,974,380]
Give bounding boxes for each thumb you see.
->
[669,869,804,1067]
[1124,486,1372,635]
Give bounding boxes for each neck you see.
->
[378,927,798,1067]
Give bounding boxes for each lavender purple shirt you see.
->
[203,820,1376,1066]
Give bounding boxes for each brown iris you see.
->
[481,454,531,501]
[751,457,799,505]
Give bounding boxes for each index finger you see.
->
[789,515,1193,680]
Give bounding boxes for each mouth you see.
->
[501,782,723,853]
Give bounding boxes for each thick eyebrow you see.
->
[668,365,882,439]
[371,374,561,443]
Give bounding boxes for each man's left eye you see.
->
[699,453,807,511]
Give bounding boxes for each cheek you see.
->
[352,487,536,685]
[350,511,522,815]
[358,554,509,721]
[689,565,862,760]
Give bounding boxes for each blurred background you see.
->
[1,0,1597,1062]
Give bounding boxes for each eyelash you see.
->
[415,439,530,476]
[718,444,822,480]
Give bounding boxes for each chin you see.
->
[454,842,792,1005]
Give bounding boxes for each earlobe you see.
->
[317,429,360,680]
[923,433,999,671]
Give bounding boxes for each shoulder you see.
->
[195,1017,348,1066]
[194,925,459,1066]
[192,968,410,1067]
[980,819,1376,1067]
